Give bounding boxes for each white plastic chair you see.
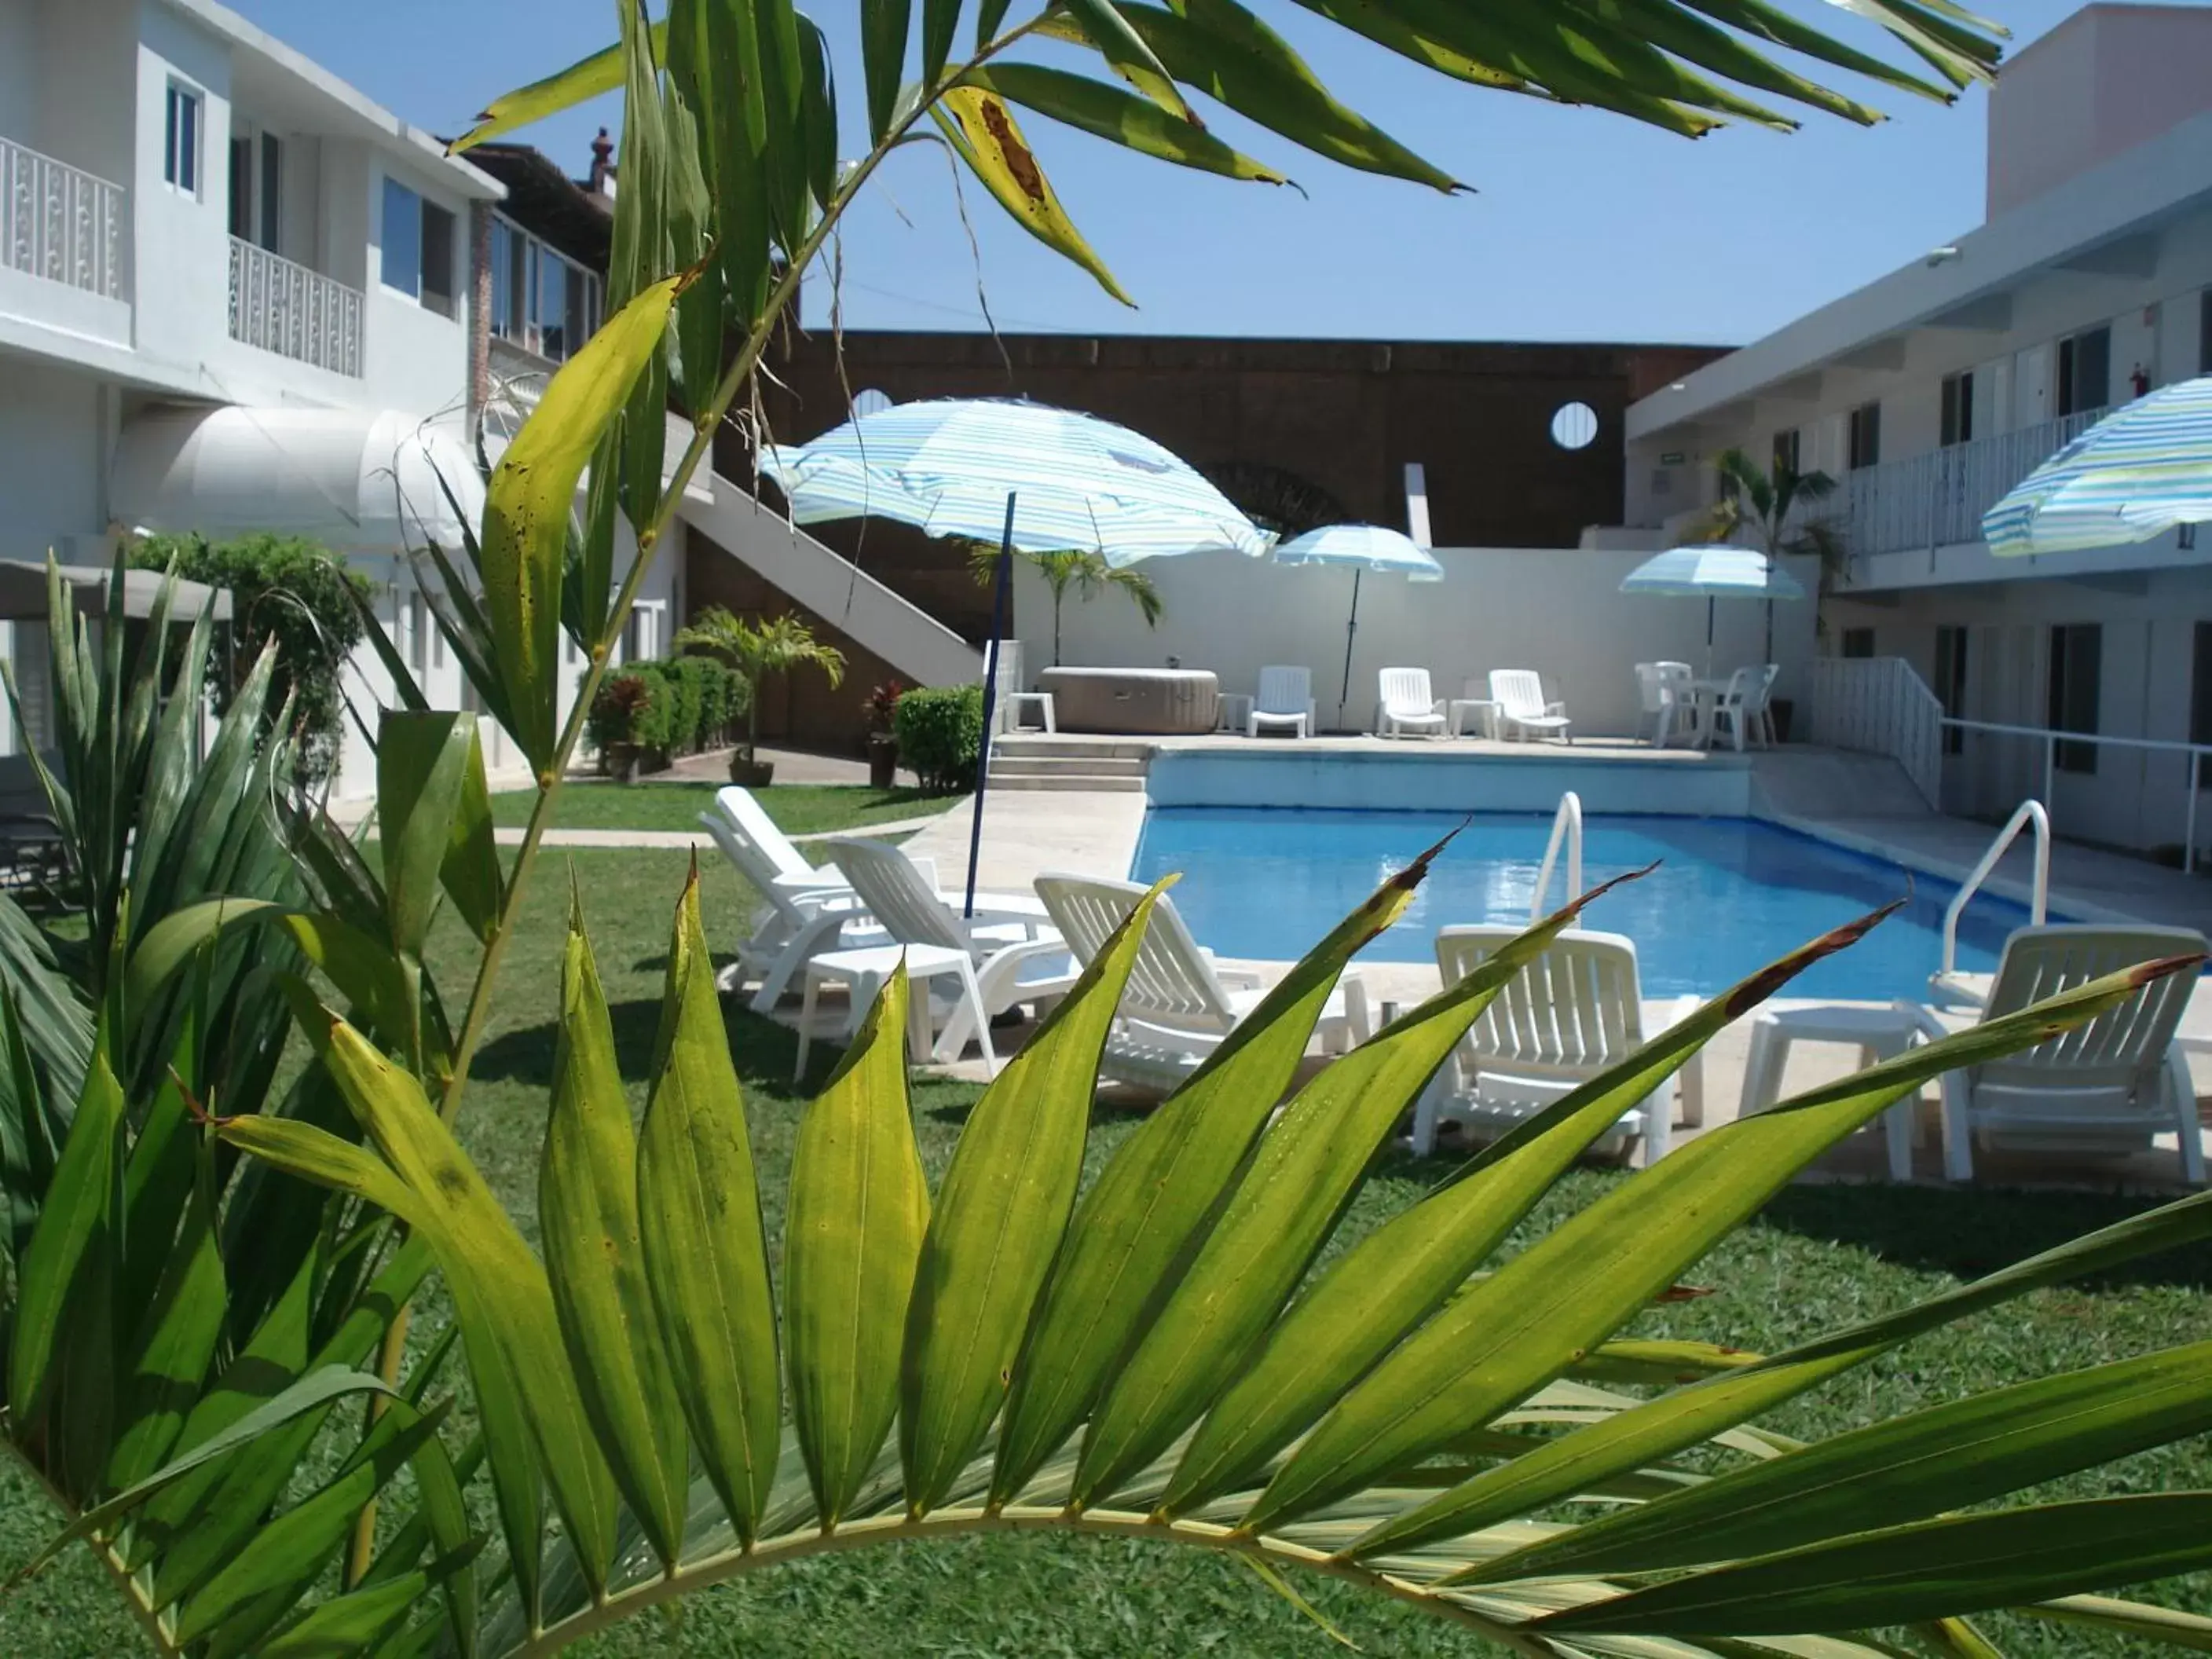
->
[1376,667,1446,738]
[697,812,888,1013]
[1489,670,1573,744]
[1907,924,2207,1185]
[827,837,1079,1067]
[1748,663,1782,747]
[1700,667,1760,753]
[1634,661,1693,748]
[1412,925,1701,1166]
[1248,666,1316,739]
[1033,871,1370,1092]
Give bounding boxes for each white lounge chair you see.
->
[1248,665,1316,739]
[1489,670,1573,744]
[1411,925,1701,1166]
[1376,667,1447,738]
[697,812,888,1014]
[714,785,855,897]
[1633,661,1693,748]
[1907,924,2207,1185]
[827,837,1079,1068]
[1033,871,1371,1092]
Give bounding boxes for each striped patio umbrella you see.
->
[1983,376,2212,556]
[1621,545,1805,674]
[1272,524,1443,720]
[761,397,1269,915]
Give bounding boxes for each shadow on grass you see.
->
[474,995,820,1099]
[1752,1181,2212,1293]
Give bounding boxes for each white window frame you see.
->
[163,80,203,196]
[622,599,667,665]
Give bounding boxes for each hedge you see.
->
[892,683,984,794]
[586,656,749,765]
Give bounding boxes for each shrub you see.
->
[627,661,678,756]
[660,656,709,752]
[892,683,984,793]
[128,531,370,782]
[587,674,653,759]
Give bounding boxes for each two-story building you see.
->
[1616,2,2212,860]
[0,0,687,800]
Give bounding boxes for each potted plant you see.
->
[586,673,653,783]
[674,606,847,789]
[865,679,905,788]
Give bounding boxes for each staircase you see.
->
[987,735,1152,793]
[678,474,983,688]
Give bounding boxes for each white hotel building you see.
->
[1617,2,2212,860]
[0,0,685,799]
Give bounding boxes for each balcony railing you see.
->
[227,236,363,377]
[2,134,124,299]
[1796,408,2110,558]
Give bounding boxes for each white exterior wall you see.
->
[1016,547,1819,739]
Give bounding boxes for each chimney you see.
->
[588,127,614,195]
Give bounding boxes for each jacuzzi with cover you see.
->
[1037,667,1219,734]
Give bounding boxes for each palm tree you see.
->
[1685,447,1848,582]
[968,544,1164,668]
[675,606,846,767]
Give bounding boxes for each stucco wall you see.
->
[1018,546,1820,739]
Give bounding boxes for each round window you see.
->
[1550,401,1599,451]
[850,387,893,419]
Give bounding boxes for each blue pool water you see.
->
[1129,809,2044,999]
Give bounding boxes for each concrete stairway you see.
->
[987,736,1152,793]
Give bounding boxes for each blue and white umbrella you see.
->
[1273,524,1443,719]
[760,397,1268,914]
[1983,376,2212,556]
[1621,545,1804,673]
[760,397,1270,566]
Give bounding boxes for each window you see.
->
[489,214,602,362]
[1847,402,1881,471]
[226,140,251,237]
[229,132,283,247]
[1934,624,1968,755]
[2047,623,2102,775]
[163,82,200,192]
[382,178,456,313]
[535,245,570,357]
[260,134,281,250]
[2192,623,2212,785]
[1840,627,1877,660]
[1771,427,1800,477]
[490,219,519,339]
[2056,324,2111,417]
[1939,371,1974,447]
[623,602,663,665]
[2201,289,2212,377]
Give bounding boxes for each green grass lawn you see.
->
[5,847,2209,1654]
[489,780,948,837]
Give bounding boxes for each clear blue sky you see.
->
[229,0,2098,345]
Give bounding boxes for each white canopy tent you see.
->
[109,406,485,555]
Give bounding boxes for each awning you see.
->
[109,406,485,555]
[0,562,232,624]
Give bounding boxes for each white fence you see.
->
[1789,409,2108,560]
[1,134,124,299]
[1807,655,1943,808]
[227,236,363,377]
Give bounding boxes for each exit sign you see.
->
[1659,450,1686,465]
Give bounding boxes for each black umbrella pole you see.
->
[965,492,1016,919]
[1338,567,1363,727]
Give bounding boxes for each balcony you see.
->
[227,236,362,377]
[1810,408,2109,558]
[2,133,125,300]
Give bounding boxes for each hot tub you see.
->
[1038,667,1219,734]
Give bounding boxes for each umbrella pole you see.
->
[1338,567,1363,728]
[965,492,1016,920]
[1705,595,1716,679]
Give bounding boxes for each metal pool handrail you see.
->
[1939,798,2049,980]
[1530,790,1584,925]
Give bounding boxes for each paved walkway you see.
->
[493,815,947,850]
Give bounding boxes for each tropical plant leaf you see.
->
[447,24,669,153]
[903,881,1170,1514]
[860,0,913,139]
[637,867,782,1542]
[1537,1494,2212,1637]
[1061,0,1199,122]
[543,891,688,1568]
[106,1152,225,1492]
[965,65,1288,185]
[377,711,480,957]
[2025,1593,2212,1651]
[479,271,688,770]
[930,88,1133,307]
[786,965,928,1526]
[1256,954,2199,1542]
[251,1544,484,1659]
[993,842,1448,1506]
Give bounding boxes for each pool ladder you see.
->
[1932,798,2050,1005]
[1529,791,1584,924]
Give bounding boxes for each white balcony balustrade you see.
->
[2,134,125,299]
[227,236,363,377]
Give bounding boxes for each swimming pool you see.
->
[1128,808,2044,999]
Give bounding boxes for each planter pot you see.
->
[603,743,642,785]
[729,754,777,788]
[866,734,899,790]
